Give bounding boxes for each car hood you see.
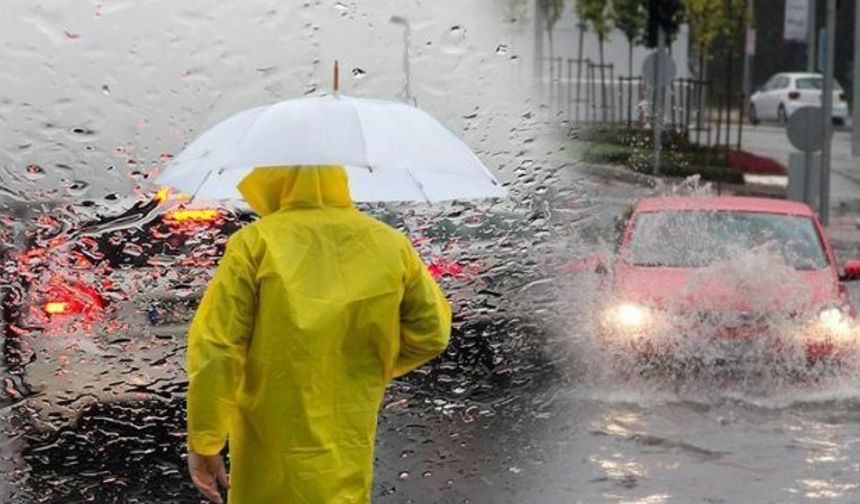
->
[612,262,838,313]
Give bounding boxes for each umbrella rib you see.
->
[188,168,216,204]
[344,97,372,171]
[404,166,432,204]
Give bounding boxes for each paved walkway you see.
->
[741,125,860,219]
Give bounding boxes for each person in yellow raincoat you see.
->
[185,166,452,503]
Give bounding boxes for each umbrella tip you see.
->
[333,60,339,94]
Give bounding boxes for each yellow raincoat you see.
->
[186,166,452,503]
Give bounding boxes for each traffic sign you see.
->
[787,106,824,152]
[642,49,676,88]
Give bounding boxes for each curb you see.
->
[574,161,786,199]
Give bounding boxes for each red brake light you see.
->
[427,259,480,280]
[43,284,104,316]
[788,91,801,100]
[154,187,191,204]
[428,261,462,279]
[154,187,171,204]
[44,301,72,315]
[164,209,220,223]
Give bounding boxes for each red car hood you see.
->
[613,262,839,313]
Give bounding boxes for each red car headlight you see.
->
[813,307,857,343]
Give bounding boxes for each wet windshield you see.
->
[625,211,828,269]
[2,1,860,503]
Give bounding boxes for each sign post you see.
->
[787,106,825,206]
[817,28,827,72]
[819,0,836,226]
[853,0,860,156]
[807,0,816,71]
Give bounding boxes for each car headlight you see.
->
[814,307,857,343]
[603,302,653,331]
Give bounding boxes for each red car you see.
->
[576,196,860,369]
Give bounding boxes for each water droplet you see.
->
[123,243,144,257]
[66,180,90,196]
[351,68,366,79]
[495,44,508,55]
[25,164,45,180]
[101,84,111,96]
[398,471,410,480]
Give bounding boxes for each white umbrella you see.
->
[155,94,506,203]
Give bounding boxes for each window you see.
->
[624,211,828,270]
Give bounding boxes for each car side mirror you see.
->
[840,260,860,281]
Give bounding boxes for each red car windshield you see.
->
[624,211,828,270]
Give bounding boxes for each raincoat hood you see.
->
[238,165,353,216]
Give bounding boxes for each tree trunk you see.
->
[575,24,585,124]
[627,38,634,130]
[547,30,555,113]
[725,44,734,154]
[599,37,607,123]
[697,47,706,146]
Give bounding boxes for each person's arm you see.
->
[394,246,452,378]
[186,230,258,455]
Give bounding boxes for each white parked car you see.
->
[749,72,849,126]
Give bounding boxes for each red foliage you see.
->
[726,150,787,176]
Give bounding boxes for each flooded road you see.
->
[378,381,860,503]
[4,1,860,503]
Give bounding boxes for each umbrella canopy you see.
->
[155,94,506,203]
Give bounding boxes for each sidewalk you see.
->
[740,125,860,229]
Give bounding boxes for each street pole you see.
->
[533,1,544,84]
[390,16,413,104]
[653,29,665,176]
[853,0,860,156]
[819,0,836,225]
[740,0,753,150]
[807,0,816,71]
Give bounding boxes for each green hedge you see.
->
[572,126,690,150]
[579,143,633,165]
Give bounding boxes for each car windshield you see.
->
[624,210,828,269]
[796,77,843,90]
